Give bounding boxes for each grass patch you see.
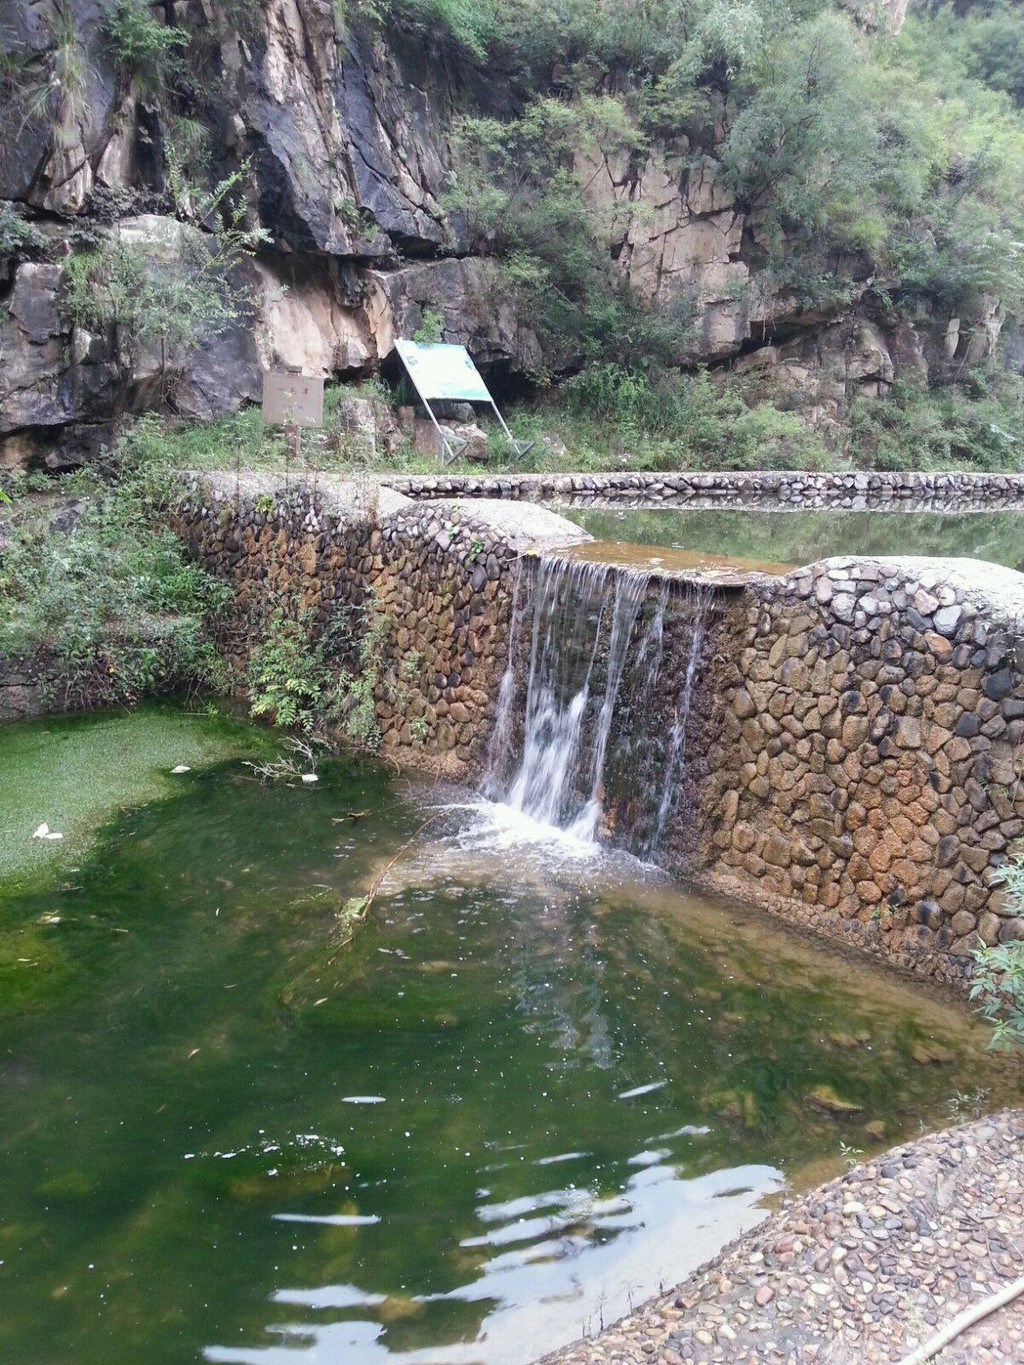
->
[0,462,231,708]
[0,703,265,893]
[102,362,1024,481]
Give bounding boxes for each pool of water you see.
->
[0,709,1018,1365]
[558,507,1024,572]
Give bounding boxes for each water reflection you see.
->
[208,1164,780,1365]
[560,505,1024,573]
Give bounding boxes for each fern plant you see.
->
[246,611,330,732]
[246,603,389,748]
[972,853,1024,1051]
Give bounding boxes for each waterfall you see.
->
[565,568,648,841]
[647,583,709,856]
[481,559,525,793]
[483,555,712,858]
[499,557,615,830]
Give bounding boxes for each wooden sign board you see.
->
[262,371,324,428]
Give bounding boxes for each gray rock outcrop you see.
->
[0,0,1006,466]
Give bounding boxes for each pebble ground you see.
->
[539,1110,1024,1365]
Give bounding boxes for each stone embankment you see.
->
[8,473,1023,990]
[540,1109,1024,1365]
[702,557,1024,987]
[126,479,1024,987]
[383,469,1024,510]
[168,472,586,777]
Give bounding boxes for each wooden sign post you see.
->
[262,370,325,427]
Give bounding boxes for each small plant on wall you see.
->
[971,852,1024,1051]
[106,0,188,103]
[246,601,388,749]
[246,609,330,733]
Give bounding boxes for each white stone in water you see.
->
[171,764,191,774]
[301,773,319,784]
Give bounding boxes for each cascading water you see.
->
[647,582,709,855]
[488,556,621,832]
[483,554,713,859]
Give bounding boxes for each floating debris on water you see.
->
[31,823,63,841]
[618,1080,669,1099]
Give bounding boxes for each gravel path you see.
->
[539,1110,1024,1365]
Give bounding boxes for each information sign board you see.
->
[393,337,533,466]
[394,340,491,404]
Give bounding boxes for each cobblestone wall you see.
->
[171,474,522,777]
[10,469,1022,987]
[383,469,1024,509]
[701,557,1024,985]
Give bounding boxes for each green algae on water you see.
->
[0,702,269,891]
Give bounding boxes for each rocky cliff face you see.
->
[0,0,1004,467]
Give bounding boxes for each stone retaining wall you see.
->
[700,557,1024,986]
[133,483,1024,983]
[383,469,1024,509]
[169,473,526,777]
[0,653,52,721]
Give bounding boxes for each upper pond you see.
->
[0,707,1017,1365]
[558,506,1024,572]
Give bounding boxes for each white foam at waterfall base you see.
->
[440,796,605,862]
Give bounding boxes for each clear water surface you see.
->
[0,706,1018,1365]
[559,506,1024,573]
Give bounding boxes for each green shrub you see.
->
[0,467,230,708]
[972,853,1024,1052]
[246,610,339,733]
[847,372,1024,472]
[552,366,833,471]
[445,95,700,373]
[412,307,445,343]
[246,603,388,749]
[106,0,188,101]
[0,202,45,266]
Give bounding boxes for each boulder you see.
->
[0,264,69,432]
